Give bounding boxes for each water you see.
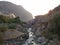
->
[4,28,46,45]
[23,28,47,45]
[23,28,37,45]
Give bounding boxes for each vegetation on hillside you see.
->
[42,11,60,40]
[0,25,8,44]
[0,14,27,44]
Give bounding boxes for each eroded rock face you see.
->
[29,5,60,37]
[0,1,33,22]
[29,15,49,37]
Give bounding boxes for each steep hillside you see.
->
[31,5,60,36]
[0,1,33,22]
[53,5,60,11]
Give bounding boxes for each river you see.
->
[4,28,46,45]
[23,28,41,45]
[23,28,47,45]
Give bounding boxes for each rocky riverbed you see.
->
[23,28,47,45]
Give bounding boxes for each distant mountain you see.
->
[0,1,33,22]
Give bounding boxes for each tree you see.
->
[0,15,10,23]
[48,11,60,39]
[0,15,4,23]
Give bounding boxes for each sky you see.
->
[0,0,60,18]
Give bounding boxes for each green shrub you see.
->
[8,23,16,29]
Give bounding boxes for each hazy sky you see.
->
[0,0,60,17]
